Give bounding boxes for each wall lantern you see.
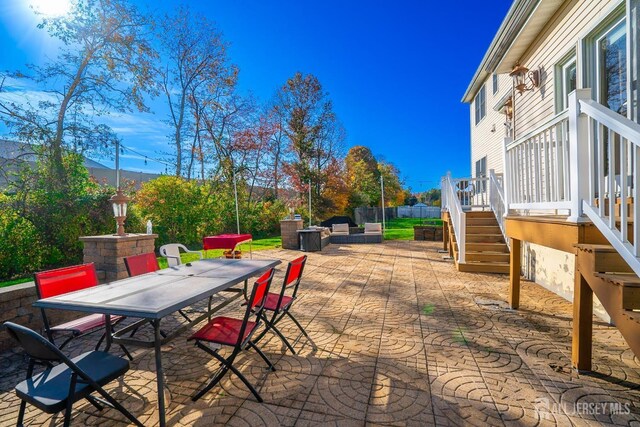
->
[504,96,514,120]
[110,188,129,236]
[510,63,539,94]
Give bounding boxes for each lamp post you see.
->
[110,140,129,236]
[380,175,385,234]
[233,167,240,234]
[110,189,129,236]
[308,179,312,227]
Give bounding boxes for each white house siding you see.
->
[512,0,617,138]
[468,0,620,322]
[470,73,513,177]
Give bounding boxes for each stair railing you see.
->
[489,169,508,245]
[441,173,466,263]
[575,92,640,277]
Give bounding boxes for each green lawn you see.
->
[158,236,282,268]
[0,277,33,289]
[384,217,442,240]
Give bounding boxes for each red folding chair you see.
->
[34,263,130,359]
[123,253,192,323]
[123,252,160,277]
[188,268,275,402]
[253,255,310,355]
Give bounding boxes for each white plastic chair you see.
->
[159,243,203,267]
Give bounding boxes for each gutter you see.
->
[461,0,540,103]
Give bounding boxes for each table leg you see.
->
[153,319,166,427]
[104,315,113,352]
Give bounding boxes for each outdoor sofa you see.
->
[329,222,383,244]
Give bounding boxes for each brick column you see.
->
[80,234,157,282]
[280,219,303,250]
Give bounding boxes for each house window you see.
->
[597,18,627,116]
[475,85,486,125]
[492,74,499,94]
[556,55,577,112]
[475,156,487,192]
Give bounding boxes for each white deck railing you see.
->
[489,170,507,244]
[504,111,571,212]
[443,89,640,275]
[441,173,466,263]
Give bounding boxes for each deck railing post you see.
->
[502,137,512,216]
[568,89,592,222]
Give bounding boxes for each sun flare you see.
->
[29,0,72,17]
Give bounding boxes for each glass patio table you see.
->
[33,258,281,427]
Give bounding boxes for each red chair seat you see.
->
[189,317,258,346]
[51,314,123,334]
[263,293,293,311]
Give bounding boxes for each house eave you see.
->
[461,0,564,103]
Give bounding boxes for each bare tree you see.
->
[0,0,157,186]
[157,6,237,176]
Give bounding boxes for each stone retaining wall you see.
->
[0,282,81,352]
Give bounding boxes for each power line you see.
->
[118,143,175,168]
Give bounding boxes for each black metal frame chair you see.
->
[188,268,275,402]
[253,255,310,355]
[3,322,142,427]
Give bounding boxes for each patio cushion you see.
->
[189,316,257,346]
[50,314,123,334]
[332,223,350,235]
[263,293,293,311]
[15,351,129,414]
[364,223,382,234]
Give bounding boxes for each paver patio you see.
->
[1,240,639,426]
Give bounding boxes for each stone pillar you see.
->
[80,234,157,283]
[280,219,303,250]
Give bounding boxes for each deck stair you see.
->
[450,211,510,274]
[575,244,640,359]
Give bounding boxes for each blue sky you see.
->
[0,0,512,193]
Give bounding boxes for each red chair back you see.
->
[284,255,307,287]
[34,264,99,299]
[236,268,275,347]
[123,253,160,277]
[249,268,274,310]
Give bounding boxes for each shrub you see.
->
[0,207,44,280]
[134,176,287,247]
[8,153,119,268]
[134,176,216,247]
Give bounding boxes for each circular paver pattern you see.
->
[430,370,503,426]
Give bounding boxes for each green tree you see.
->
[345,146,380,209]
[379,161,408,207]
[276,72,345,219]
